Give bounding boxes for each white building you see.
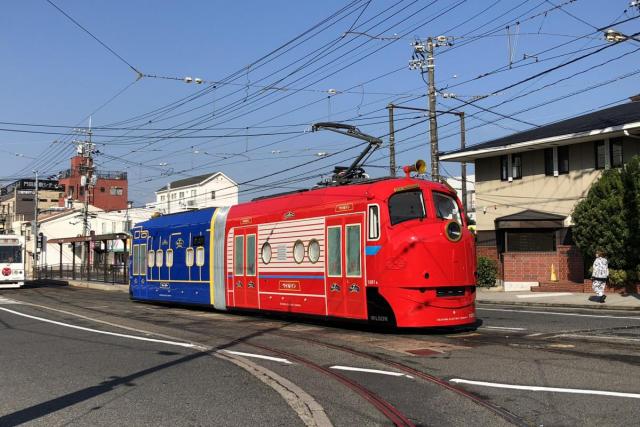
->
[445,174,476,223]
[152,172,238,214]
[37,205,152,270]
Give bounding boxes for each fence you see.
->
[37,264,128,285]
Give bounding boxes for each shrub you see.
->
[608,269,628,288]
[477,256,498,288]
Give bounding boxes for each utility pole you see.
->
[78,120,94,271]
[387,104,396,177]
[409,36,452,181]
[426,37,439,180]
[459,111,467,215]
[32,170,39,279]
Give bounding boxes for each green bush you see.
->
[608,269,628,287]
[477,256,498,288]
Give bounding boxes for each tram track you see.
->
[266,331,530,427]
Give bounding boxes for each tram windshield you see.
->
[0,246,22,264]
[389,190,426,225]
[433,192,462,224]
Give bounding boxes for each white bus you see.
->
[0,235,25,288]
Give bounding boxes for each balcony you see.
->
[59,169,127,180]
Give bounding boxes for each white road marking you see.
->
[516,292,573,299]
[526,333,544,337]
[478,307,640,321]
[221,350,292,364]
[330,365,413,379]
[450,378,640,399]
[0,306,202,350]
[0,296,20,305]
[551,334,640,343]
[482,326,527,331]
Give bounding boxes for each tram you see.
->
[129,123,476,328]
[0,235,26,289]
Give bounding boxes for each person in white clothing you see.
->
[591,249,609,303]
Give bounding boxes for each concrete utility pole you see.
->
[459,111,467,215]
[32,170,39,279]
[79,121,94,270]
[426,37,439,181]
[387,104,396,177]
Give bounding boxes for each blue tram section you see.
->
[130,208,215,305]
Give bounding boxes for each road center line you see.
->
[330,365,413,379]
[450,378,640,399]
[482,326,527,331]
[478,307,640,321]
[0,306,202,350]
[221,350,292,364]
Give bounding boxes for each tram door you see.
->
[325,214,366,319]
[232,226,259,308]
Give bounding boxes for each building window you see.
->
[505,230,556,252]
[101,223,107,234]
[610,137,623,168]
[160,195,165,202]
[100,187,105,193]
[511,154,522,180]
[110,187,123,196]
[191,189,196,197]
[179,191,184,199]
[171,193,177,200]
[558,146,569,174]
[500,155,508,181]
[211,191,216,200]
[595,140,606,169]
[544,148,554,176]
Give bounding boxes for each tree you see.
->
[572,156,640,271]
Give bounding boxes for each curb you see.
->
[67,280,129,293]
[477,299,640,311]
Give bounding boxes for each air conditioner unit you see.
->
[186,200,196,207]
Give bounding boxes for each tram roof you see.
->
[136,207,216,229]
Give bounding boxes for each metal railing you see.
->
[36,264,128,285]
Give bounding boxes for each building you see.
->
[153,172,238,214]
[0,178,64,234]
[58,153,128,211]
[445,174,476,223]
[440,98,640,290]
[36,205,151,274]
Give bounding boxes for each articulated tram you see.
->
[129,176,476,328]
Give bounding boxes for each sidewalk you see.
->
[477,288,640,311]
[31,279,129,293]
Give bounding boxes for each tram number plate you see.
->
[278,280,300,292]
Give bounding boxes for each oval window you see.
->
[293,240,305,264]
[445,220,462,242]
[261,242,272,264]
[308,240,320,263]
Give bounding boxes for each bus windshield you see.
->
[389,190,426,225]
[0,246,22,264]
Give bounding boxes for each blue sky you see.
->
[1,0,639,205]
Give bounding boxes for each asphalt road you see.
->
[1,284,639,426]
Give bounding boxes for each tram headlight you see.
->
[444,220,462,242]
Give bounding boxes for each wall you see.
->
[155,173,238,214]
[502,245,583,283]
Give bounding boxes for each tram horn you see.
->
[402,159,426,177]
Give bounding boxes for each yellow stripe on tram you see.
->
[209,209,220,306]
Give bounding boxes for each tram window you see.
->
[186,248,194,267]
[327,227,341,277]
[196,247,205,267]
[346,224,361,277]
[261,242,272,264]
[308,239,320,264]
[133,245,139,276]
[433,192,462,224]
[246,235,256,275]
[147,250,155,268]
[389,190,425,225]
[139,244,147,276]
[166,249,174,268]
[234,236,244,275]
[156,249,164,268]
[293,240,305,264]
[368,205,380,240]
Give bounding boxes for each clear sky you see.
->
[1,0,639,207]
